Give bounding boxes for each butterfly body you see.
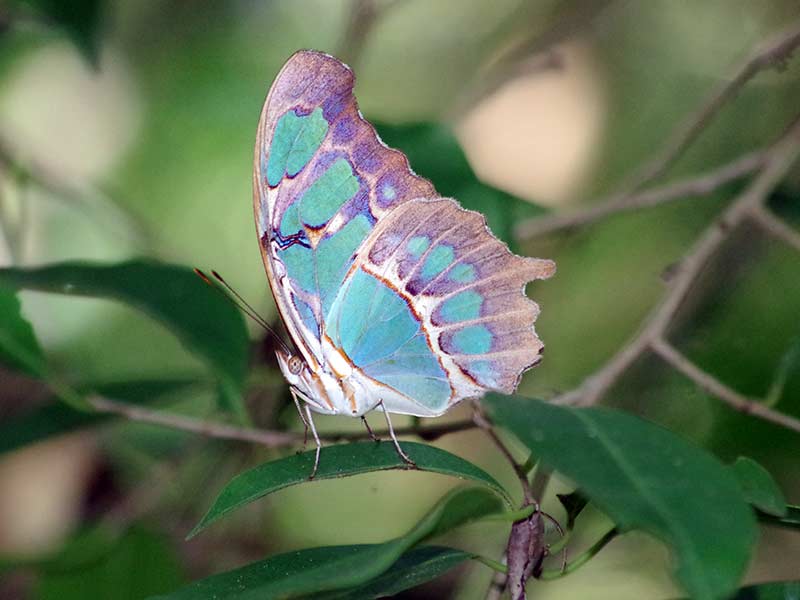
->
[254,50,554,421]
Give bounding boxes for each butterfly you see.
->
[253,50,555,475]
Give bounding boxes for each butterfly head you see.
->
[286,354,304,375]
[276,347,310,387]
[275,347,330,413]
[276,345,374,416]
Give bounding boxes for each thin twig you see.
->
[474,401,553,600]
[553,113,800,410]
[515,148,768,239]
[750,204,800,253]
[337,0,400,68]
[86,395,475,447]
[484,566,508,600]
[515,20,800,241]
[473,403,533,503]
[456,0,615,119]
[88,396,299,446]
[624,20,800,193]
[651,337,800,434]
[530,467,552,504]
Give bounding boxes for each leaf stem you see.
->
[483,505,536,524]
[473,402,533,503]
[545,528,572,555]
[474,554,508,574]
[538,528,618,580]
[521,454,537,475]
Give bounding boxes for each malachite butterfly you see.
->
[253,50,554,464]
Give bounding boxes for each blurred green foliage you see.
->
[37,527,184,600]
[0,283,44,377]
[0,1,799,599]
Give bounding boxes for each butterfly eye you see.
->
[288,355,304,375]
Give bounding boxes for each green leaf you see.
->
[764,335,800,407]
[375,123,545,251]
[0,260,249,420]
[758,505,800,530]
[0,283,45,377]
[37,527,184,600]
[714,581,800,600]
[0,378,198,456]
[316,546,472,600]
[730,457,787,517]
[556,490,589,530]
[155,487,502,600]
[190,440,510,537]
[485,394,757,600]
[13,0,104,65]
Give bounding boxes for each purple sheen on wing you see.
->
[352,140,382,173]
[339,187,375,227]
[332,115,358,145]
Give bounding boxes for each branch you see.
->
[87,395,476,447]
[553,113,800,411]
[515,19,800,241]
[336,0,400,68]
[651,338,800,434]
[515,148,768,239]
[473,403,528,600]
[473,401,556,600]
[456,0,614,118]
[88,396,299,446]
[484,567,508,600]
[750,204,800,253]
[624,20,800,193]
[473,403,533,503]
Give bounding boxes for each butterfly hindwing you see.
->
[326,198,555,415]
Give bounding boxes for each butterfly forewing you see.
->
[253,50,435,369]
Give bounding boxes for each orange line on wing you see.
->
[344,380,357,414]
[310,371,334,411]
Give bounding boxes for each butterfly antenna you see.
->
[193,268,292,354]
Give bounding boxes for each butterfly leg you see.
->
[290,387,309,449]
[304,403,322,479]
[378,400,416,468]
[360,416,380,443]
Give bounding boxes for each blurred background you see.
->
[1,1,799,598]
